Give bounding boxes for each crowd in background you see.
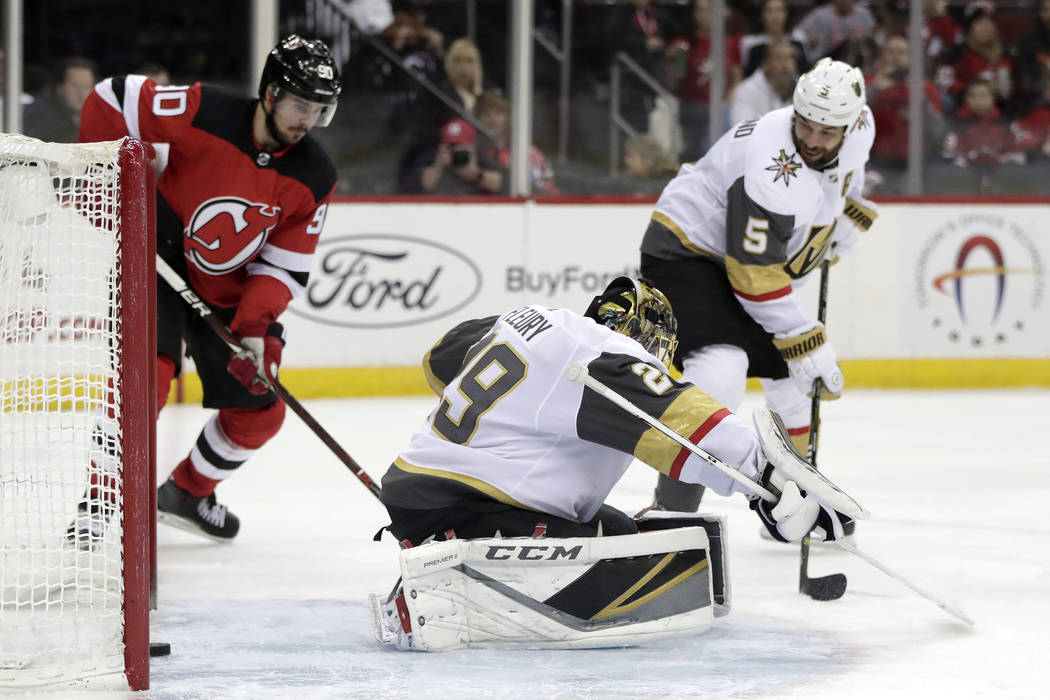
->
[8,0,1050,196]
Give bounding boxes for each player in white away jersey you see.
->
[639,58,880,512]
[379,277,847,546]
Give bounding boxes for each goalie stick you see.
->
[564,364,867,515]
[566,363,973,626]
[799,259,848,602]
[155,255,382,501]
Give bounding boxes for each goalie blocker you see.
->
[371,519,729,651]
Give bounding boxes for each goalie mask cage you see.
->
[0,135,156,691]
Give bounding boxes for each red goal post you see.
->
[0,135,156,690]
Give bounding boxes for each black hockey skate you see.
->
[66,499,114,550]
[157,477,240,541]
[66,427,119,550]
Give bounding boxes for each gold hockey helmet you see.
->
[584,276,679,366]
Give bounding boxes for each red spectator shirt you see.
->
[1012,105,1050,155]
[943,105,1021,166]
[669,35,741,104]
[866,75,943,164]
[79,76,336,334]
[948,48,1013,100]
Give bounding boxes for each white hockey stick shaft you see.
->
[835,540,974,625]
[565,363,777,502]
[567,362,974,625]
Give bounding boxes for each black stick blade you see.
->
[801,573,848,601]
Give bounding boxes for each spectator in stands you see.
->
[791,0,876,66]
[397,38,486,193]
[739,0,806,78]
[730,39,796,125]
[410,91,557,196]
[939,1,1013,113]
[1012,67,1050,163]
[621,133,680,194]
[924,0,961,63]
[942,78,1023,167]
[1013,0,1050,114]
[440,38,484,114]
[23,56,97,143]
[383,0,445,77]
[665,0,742,160]
[606,0,673,133]
[866,34,945,170]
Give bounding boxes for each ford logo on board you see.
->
[288,234,483,329]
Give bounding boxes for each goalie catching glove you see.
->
[773,323,844,399]
[750,462,852,542]
[226,321,285,395]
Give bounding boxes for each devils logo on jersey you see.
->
[184,196,282,275]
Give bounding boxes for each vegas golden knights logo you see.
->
[784,222,835,278]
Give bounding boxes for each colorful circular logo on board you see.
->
[915,213,1044,348]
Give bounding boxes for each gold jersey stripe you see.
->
[392,456,534,511]
[421,345,445,396]
[725,254,792,297]
[651,212,714,257]
[633,387,726,474]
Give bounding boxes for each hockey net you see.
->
[0,134,155,690]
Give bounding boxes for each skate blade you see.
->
[157,511,236,544]
[369,593,397,645]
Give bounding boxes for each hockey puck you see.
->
[149,642,172,657]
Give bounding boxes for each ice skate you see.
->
[157,477,240,542]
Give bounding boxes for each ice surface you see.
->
[23,389,1050,698]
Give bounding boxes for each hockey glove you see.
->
[773,323,844,399]
[226,322,285,396]
[829,195,879,264]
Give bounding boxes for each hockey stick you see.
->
[835,539,974,625]
[799,259,848,602]
[567,363,974,625]
[566,363,778,502]
[155,255,382,501]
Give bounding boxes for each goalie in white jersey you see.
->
[379,277,846,547]
[639,58,880,513]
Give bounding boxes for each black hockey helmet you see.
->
[259,34,342,126]
[584,276,679,366]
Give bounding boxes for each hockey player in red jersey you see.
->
[78,35,341,540]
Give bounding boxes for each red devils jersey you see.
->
[79,75,336,329]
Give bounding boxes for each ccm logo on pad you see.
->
[484,545,583,561]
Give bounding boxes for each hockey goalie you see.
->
[370,277,864,651]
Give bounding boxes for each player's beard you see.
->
[264,109,305,149]
[792,129,844,170]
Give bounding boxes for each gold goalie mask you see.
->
[585,276,679,366]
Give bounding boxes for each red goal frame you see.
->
[116,138,157,691]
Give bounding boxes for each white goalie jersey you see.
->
[640,105,875,336]
[382,305,764,523]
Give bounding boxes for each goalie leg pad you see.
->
[633,512,730,617]
[371,528,718,651]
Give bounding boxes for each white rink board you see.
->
[282,202,1050,368]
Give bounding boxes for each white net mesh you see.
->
[0,134,128,685]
